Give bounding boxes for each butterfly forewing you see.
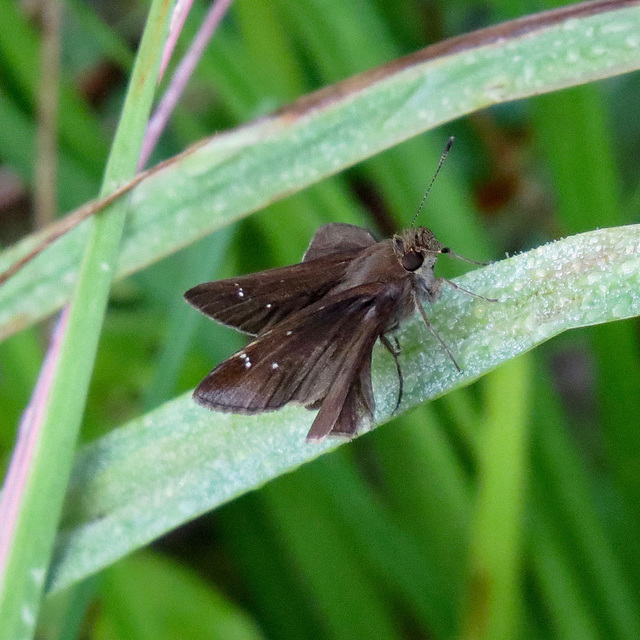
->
[184,223,377,336]
[184,254,354,336]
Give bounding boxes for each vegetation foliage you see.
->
[1,0,640,638]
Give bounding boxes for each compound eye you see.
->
[401,250,424,271]
[440,247,450,254]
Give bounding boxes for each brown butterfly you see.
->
[185,139,491,441]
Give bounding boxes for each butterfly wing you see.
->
[193,282,401,438]
[303,330,378,441]
[302,223,376,261]
[184,253,355,335]
[185,224,377,336]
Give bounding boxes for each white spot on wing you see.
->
[286,330,292,336]
[271,362,279,369]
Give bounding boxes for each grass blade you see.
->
[45,223,640,594]
[0,1,174,637]
[2,0,639,340]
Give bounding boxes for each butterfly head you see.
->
[392,227,449,275]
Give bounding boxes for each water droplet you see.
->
[626,34,640,48]
[30,568,45,586]
[534,268,548,280]
[566,49,580,64]
[617,260,637,276]
[562,18,579,31]
[524,312,538,332]
[22,605,35,625]
[602,22,627,34]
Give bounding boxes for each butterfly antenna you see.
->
[411,136,455,227]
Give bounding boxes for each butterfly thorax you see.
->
[327,226,444,332]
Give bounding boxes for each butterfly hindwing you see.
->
[302,223,376,262]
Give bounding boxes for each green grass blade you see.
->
[261,474,402,640]
[2,0,639,340]
[534,83,640,573]
[532,382,640,638]
[44,223,640,595]
[217,496,321,640]
[0,1,173,637]
[462,355,532,640]
[528,494,601,640]
[371,405,473,627]
[309,451,458,637]
[96,552,264,640]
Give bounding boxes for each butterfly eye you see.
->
[401,251,424,271]
[441,247,450,254]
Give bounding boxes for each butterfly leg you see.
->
[380,335,403,414]
[412,290,462,372]
[443,279,497,302]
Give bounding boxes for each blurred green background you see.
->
[1,0,640,638]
